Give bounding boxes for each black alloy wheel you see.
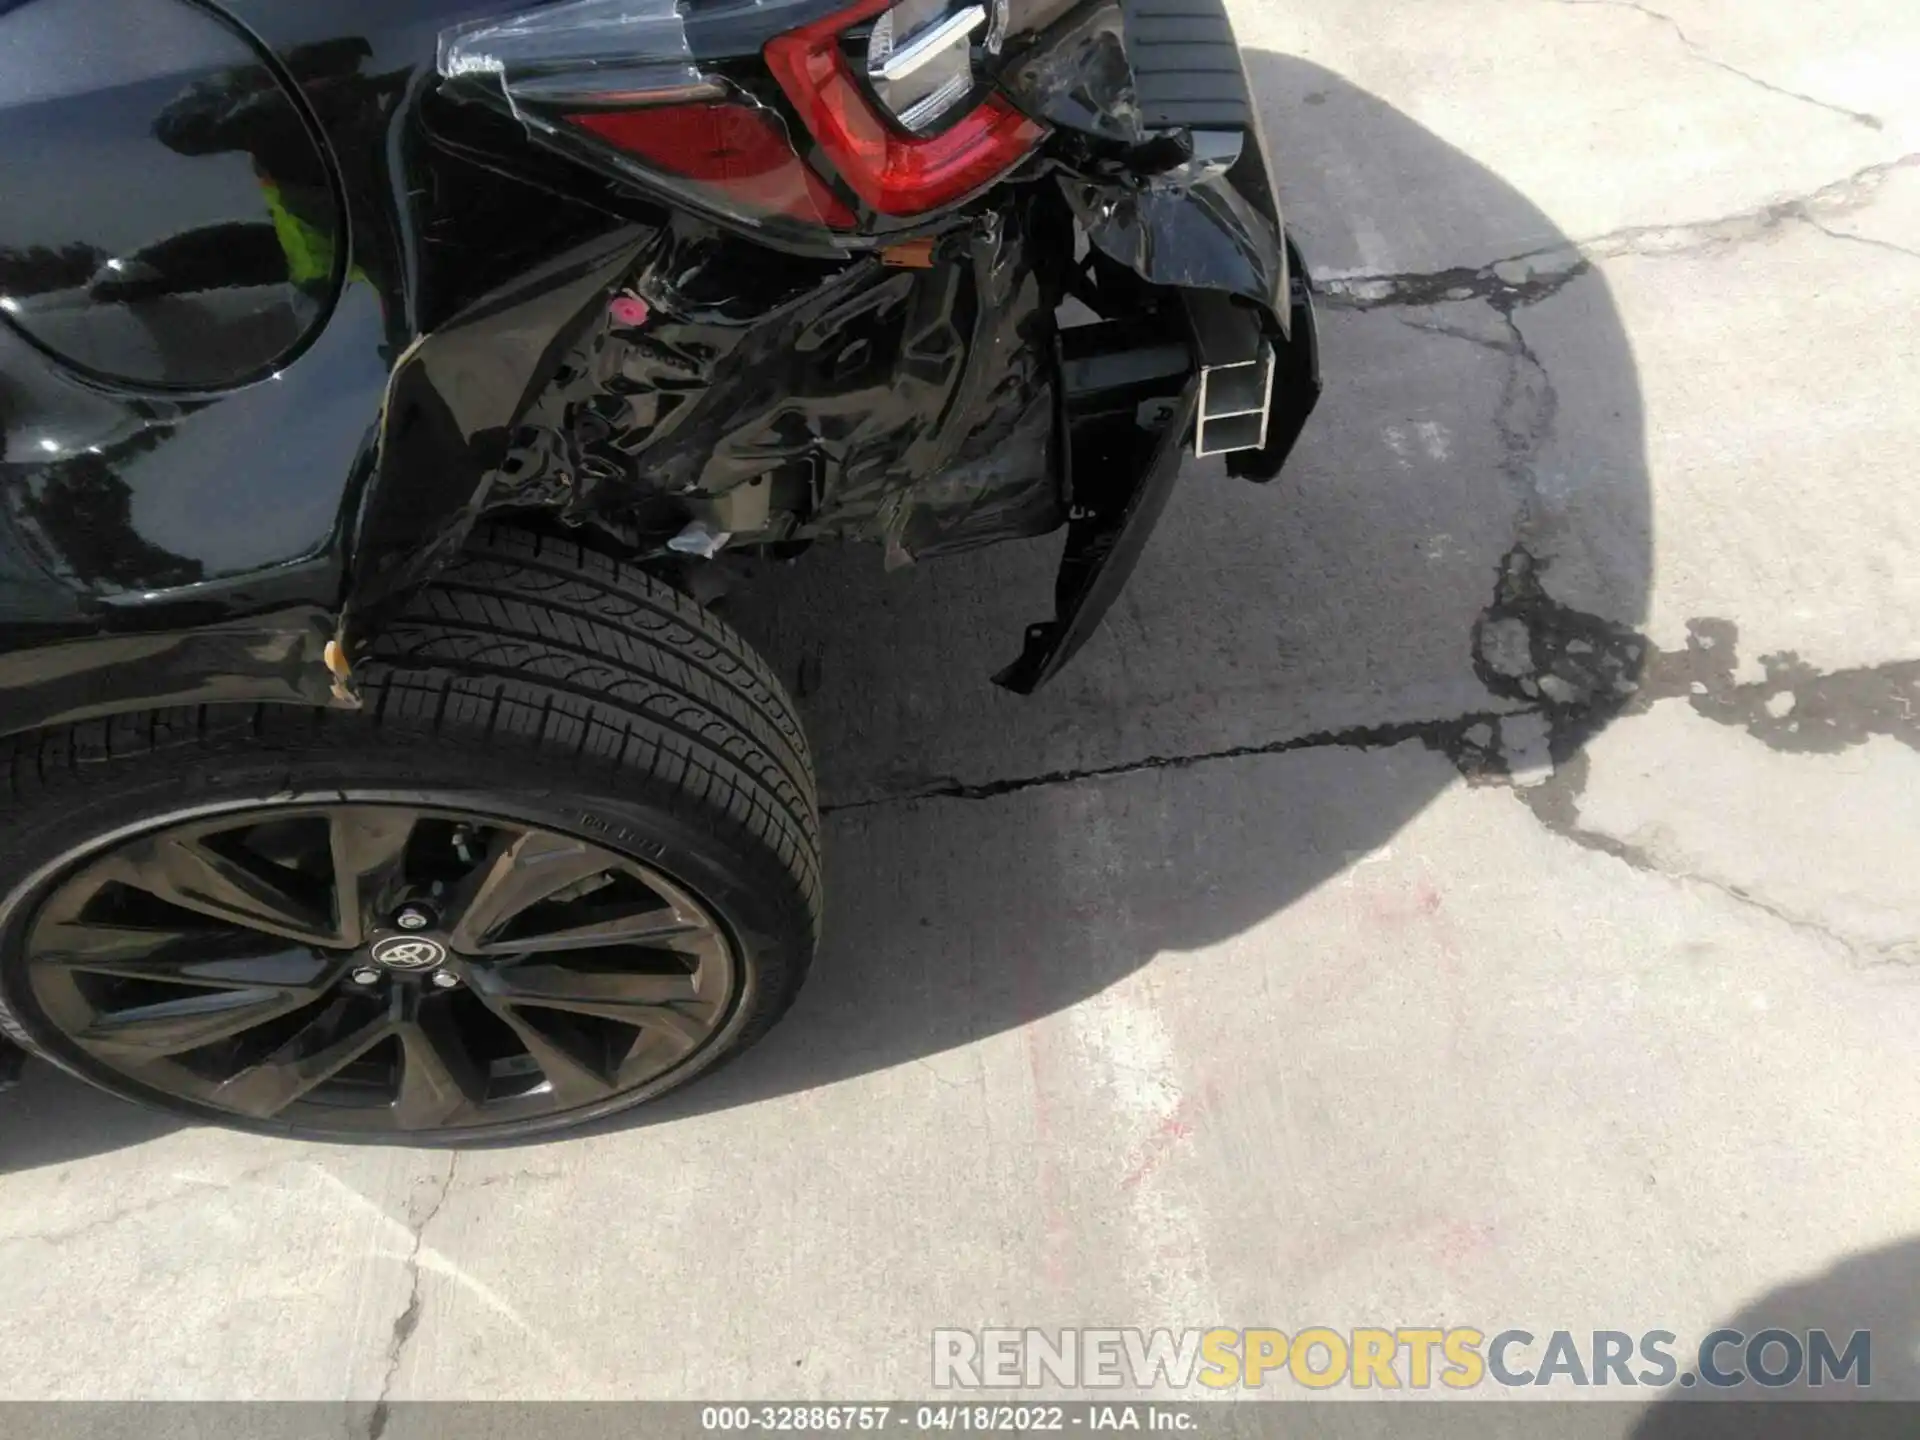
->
[17,804,739,1136]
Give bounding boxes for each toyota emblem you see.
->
[371,935,449,971]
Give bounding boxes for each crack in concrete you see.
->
[469,1167,567,1191]
[1517,753,1903,961]
[1465,551,1920,768]
[833,547,1916,807]
[1794,212,1920,264]
[5,1188,207,1251]
[1460,555,1918,959]
[1402,304,1562,545]
[1324,253,1593,311]
[1637,619,1920,757]
[1470,547,1650,755]
[1545,0,1883,130]
[1,1161,288,1249]
[836,129,1920,944]
[366,1154,458,1440]
[1325,254,1593,312]
[1319,152,1920,309]
[820,708,1522,814]
[829,537,1918,963]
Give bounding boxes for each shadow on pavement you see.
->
[0,55,1652,1162]
[0,1058,175,1172]
[638,52,1654,1128]
[1631,1236,1920,1434]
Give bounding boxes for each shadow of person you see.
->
[0,53,1653,1159]
[1631,1237,1920,1437]
[632,52,1654,1129]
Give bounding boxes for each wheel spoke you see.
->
[466,906,706,956]
[205,1007,392,1119]
[329,809,418,946]
[445,829,617,952]
[470,961,701,1023]
[32,919,200,965]
[38,926,334,990]
[619,1004,710,1054]
[472,999,617,1109]
[469,961,714,1069]
[392,1014,487,1130]
[76,986,318,1061]
[102,833,336,948]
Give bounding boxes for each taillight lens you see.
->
[440,0,1042,235]
[765,0,1044,217]
[567,104,856,229]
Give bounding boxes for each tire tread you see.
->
[0,526,823,1113]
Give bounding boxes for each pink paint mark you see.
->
[1023,1025,1072,1287]
[1434,1218,1498,1269]
[1014,947,1071,1287]
[609,295,650,327]
[1363,881,1444,927]
[1284,1210,1497,1285]
[1119,1089,1205,1191]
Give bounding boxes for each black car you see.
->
[0,0,1319,1140]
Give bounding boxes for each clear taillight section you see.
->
[438,0,714,109]
[866,0,987,133]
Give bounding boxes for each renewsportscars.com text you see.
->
[932,1327,1871,1392]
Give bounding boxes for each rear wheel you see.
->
[0,526,820,1142]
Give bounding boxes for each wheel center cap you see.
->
[371,934,450,971]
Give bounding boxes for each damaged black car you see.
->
[0,0,1319,1139]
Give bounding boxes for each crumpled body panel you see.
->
[1003,0,1291,317]
[1001,0,1145,145]
[0,0,1321,734]
[1060,166,1285,314]
[456,0,1296,575]
[487,199,1064,563]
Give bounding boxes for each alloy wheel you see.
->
[12,803,740,1137]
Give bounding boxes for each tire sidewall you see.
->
[0,719,811,1144]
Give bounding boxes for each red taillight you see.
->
[567,103,856,229]
[764,0,1044,218]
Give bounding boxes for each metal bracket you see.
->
[994,380,1198,693]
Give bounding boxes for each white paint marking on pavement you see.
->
[1063,798,1221,1348]
[303,1166,592,1390]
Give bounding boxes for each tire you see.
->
[0,525,820,1143]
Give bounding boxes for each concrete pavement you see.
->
[3,0,1918,1414]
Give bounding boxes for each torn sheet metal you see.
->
[996,378,1198,692]
[1000,0,1144,145]
[482,200,1064,564]
[1000,0,1287,313]
[1060,165,1285,313]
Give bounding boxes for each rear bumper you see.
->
[991,2,1323,688]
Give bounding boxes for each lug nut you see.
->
[395,906,432,931]
[430,970,459,989]
[351,967,380,985]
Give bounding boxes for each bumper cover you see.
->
[989,0,1323,688]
